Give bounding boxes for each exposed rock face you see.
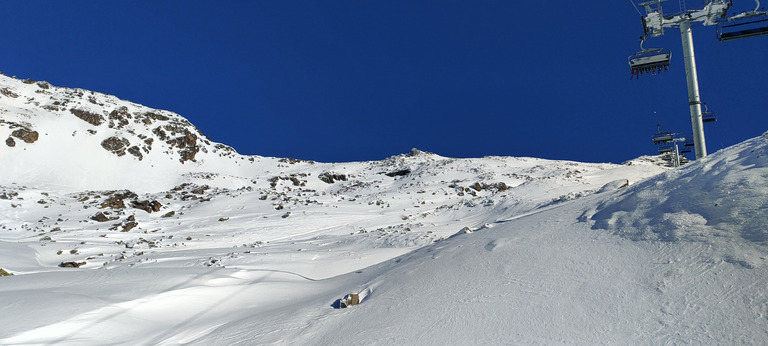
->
[319,172,348,184]
[152,126,201,163]
[190,185,210,194]
[91,212,112,222]
[179,146,199,163]
[11,129,39,143]
[172,130,200,163]
[127,146,143,160]
[144,111,169,121]
[0,192,18,200]
[385,169,411,177]
[101,136,130,157]
[108,106,131,128]
[70,108,104,126]
[59,261,86,268]
[0,87,19,98]
[472,182,509,192]
[339,293,360,308]
[132,200,162,213]
[1,75,241,170]
[121,221,138,232]
[100,191,136,209]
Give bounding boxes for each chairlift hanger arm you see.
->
[726,9,768,21]
[640,0,731,37]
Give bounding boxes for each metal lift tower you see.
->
[630,0,768,159]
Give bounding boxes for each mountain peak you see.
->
[0,74,242,192]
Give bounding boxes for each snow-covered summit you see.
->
[0,72,668,198]
[0,73,240,192]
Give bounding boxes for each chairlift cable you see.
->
[629,0,643,15]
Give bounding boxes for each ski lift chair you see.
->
[629,48,672,79]
[701,102,717,123]
[652,131,674,144]
[717,14,768,41]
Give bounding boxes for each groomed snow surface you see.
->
[1,75,767,344]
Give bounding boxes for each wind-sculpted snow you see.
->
[587,132,768,267]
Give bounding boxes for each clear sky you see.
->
[1,1,766,163]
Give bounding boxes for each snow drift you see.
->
[587,130,768,268]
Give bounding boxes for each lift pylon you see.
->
[629,0,729,159]
[630,1,768,160]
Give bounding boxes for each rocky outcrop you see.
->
[108,106,131,128]
[385,169,411,177]
[121,221,138,232]
[132,200,162,213]
[100,191,138,209]
[144,111,169,121]
[91,212,116,222]
[101,196,126,209]
[11,129,39,143]
[127,146,143,160]
[171,130,200,163]
[339,293,360,308]
[70,108,104,126]
[101,136,130,157]
[179,146,199,163]
[0,87,19,98]
[1,75,239,167]
[319,172,348,184]
[153,125,201,163]
[59,261,86,268]
[472,182,509,192]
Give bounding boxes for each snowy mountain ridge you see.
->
[0,73,241,192]
[1,73,767,344]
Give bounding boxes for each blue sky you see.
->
[2,1,766,163]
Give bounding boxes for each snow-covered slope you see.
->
[587,131,768,268]
[0,73,243,192]
[1,75,766,345]
[279,131,768,345]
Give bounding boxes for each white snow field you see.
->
[1,74,767,345]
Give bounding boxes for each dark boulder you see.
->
[59,261,86,268]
